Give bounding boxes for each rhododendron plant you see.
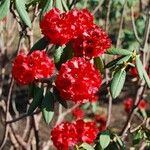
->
[1,0,150,149]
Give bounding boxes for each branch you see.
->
[6,110,40,124]
[55,103,80,126]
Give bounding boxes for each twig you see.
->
[6,110,40,124]
[116,0,127,48]
[120,9,150,140]
[92,0,103,15]
[131,6,142,45]
[55,103,80,126]
[105,0,112,32]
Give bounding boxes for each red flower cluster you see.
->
[72,25,112,59]
[51,120,98,150]
[40,8,111,58]
[40,8,93,45]
[72,108,84,119]
[55,57,102,103]
[51,122,78,150]
[12,50,55,85]
[95,115,106,132]
[124,98,147,113]
[75,120,98,144]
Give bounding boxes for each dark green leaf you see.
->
[116,55,131,65]
[80,143,94,150]
[15,0,32,28]
[42,91,55,124]
[105,56,124,68]
[53,88,68,108]
[133,129,143,145]
[135,55,144,79]
[54,43,73,69]
[106,48,132,55]
[110,69,126,99]
[29,37,49,54]
[94,57,104,74]
[40,0,53,19]
[28,87,43,114]
[99,131,111,149]
[0,0,10,20]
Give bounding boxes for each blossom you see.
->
[40,8,71,45]
[75,119,98,144]
[40,8,94,45]
[72,25,112,59]
[72,108,84,119]
[138,100,147,110]
[65,8,94,38]
[12,50,55,85]
[95,115,106,132]
[29,50,55,79]
[12,53,35,85]
[55,57,102,103]
[51,122,78,150]
[124,98,133,113]
[124,98,147,113]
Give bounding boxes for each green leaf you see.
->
[40,0,53,19]
[15,0,32,28]
[42,91,55,124]
[55,0,63,12]
[106,48,132,56]
[99,131,111,149]
[94,57,104,74]
[105,56,124,68]
[110,69,126,99]
[143,69,150,88]
[28,86,43,114]
[133,129,143,145]
[91,102,97,113]
[135,56,144,79]
[53,46,65,63]
[61,0,69,11]
[116,55,131,65]
[29,37,49,54]
[0,0,10,20]
[114,134,126,150]
[54,43,73,69]
[80,143,94,150]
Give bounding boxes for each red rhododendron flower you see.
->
[72,25,112,59]
[55,57,102,103]
[29,50,55,79]
[65,8,94,38]
[130,66,148,78]
[124,98,133,113]
[12,50,55,85]
[138,100,147,110]
[124,98,147,113]
[51,122,78,150]
[72,108,84,119]
[12,53,35,85]
[40,8,71,45]
[40,8,94,45]
[95,115,106,132]
[75,119,98,144]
